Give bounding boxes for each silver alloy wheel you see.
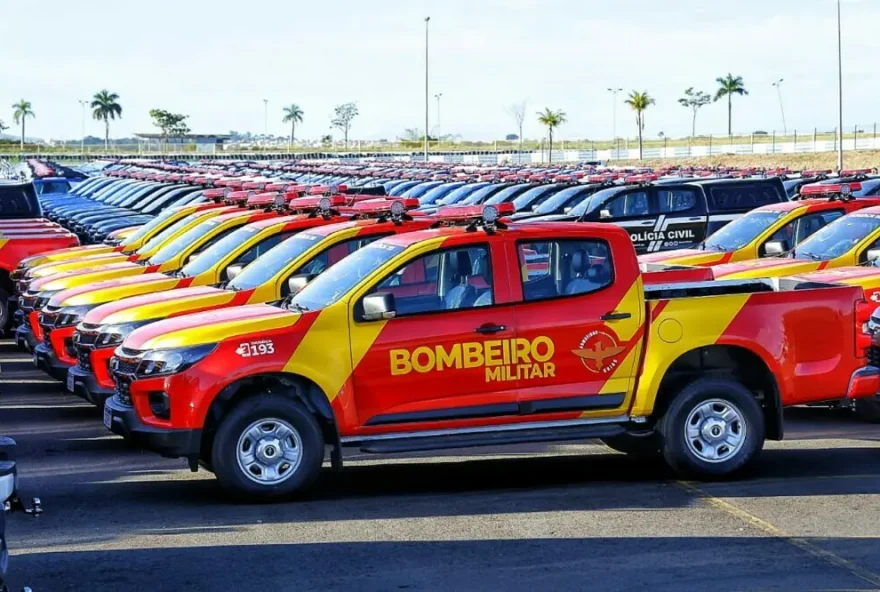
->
[236,417,303,485]
[684,398,747,463]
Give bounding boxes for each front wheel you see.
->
[211,394,325,500]
[659,378,765,479]
[600,431,660,457]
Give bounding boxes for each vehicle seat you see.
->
[564,250,604,295]
[473,290,493,307]
[444,251,477,309]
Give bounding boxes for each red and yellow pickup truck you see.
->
[69,199,434,407]
[103,204,880,500]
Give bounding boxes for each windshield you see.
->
[36,180,70,195]
[484,184,526,205]
[533,186,591,215]
[179,224,263,277]
[512,185,558,210]
[436,184,487,206]
[460,184,507,206]
[291,242,405,310]
[794,214,880,260]
[228,233,325,290]
[703,211,786,251]
[856,179,880,197]
[138,214,202,253]
[419,183,462,205]
[402,182,441,198]
[148,219,220,264]
[568,187,623,218]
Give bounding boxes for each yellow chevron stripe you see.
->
[141,311,300,350]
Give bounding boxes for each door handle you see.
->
[475,324,507,334]
[686,216,705,222]
[601,311,632,321]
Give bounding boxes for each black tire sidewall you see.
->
[211,394,325,499]
[660,378,765,479]
[0,289,8,331]
[600,432,661,456]
[855,398,880,423]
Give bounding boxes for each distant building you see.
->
[134,133,231,153]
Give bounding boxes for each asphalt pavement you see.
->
[1,338,879,591]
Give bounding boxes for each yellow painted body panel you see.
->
[100,288,236,325]
[140,308,301,350]
[30,252,132,278]
[56,277,183,307]
[20,244,115,268]
[631,294,752,417]
[37,264,144,293]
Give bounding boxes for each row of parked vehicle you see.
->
[3,158,880,503]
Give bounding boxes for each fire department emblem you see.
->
[572,330,626,374]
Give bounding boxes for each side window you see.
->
[603,191,649,219]
[518,239,613,302]
[190,227,238,258]
[710,184,781,211]
[795,210,843,244]
[366,245,493,317]
[298,235,384,277]
[767,221,796,251]
[232,232,295,266]
[657,188,698,213]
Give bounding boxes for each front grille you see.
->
[869,345,880,367]
[76,347,92,371]
[34,296,50,310]
[11,269,24,282]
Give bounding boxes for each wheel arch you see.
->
[651,343,783,440]
[200,371,341,466]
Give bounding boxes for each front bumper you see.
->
[33,342,73,381]
[68,366,114,407]
[104,396,202,459]
[14,324,37,351]
[846,366,880,400]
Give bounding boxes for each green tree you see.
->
[714,74,748,136]
[149,109,190,152]
[536,108,566,163]
[282,104,304,153]
[91,90,123,150]
[12,100,35,150]
[678,87,711,137]
[330,103,359,148]
[0,120,7,134]
[624,91,655,160]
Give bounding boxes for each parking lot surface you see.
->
[1,339,879,591]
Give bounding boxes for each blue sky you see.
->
[1,0,877,142]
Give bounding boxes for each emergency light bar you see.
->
[588,174,618,183]
[800,183,861,196]
[841,169,877,176]
[344,198,420,216]
[203,188,229,201]
[624,174,659,184]
[434,202,515,222]
[242,181,267,190]
[288,195,347,212]
[245,191,288,209]
[307,185,348,195]
[224,190,253,205]
[801,170,833,177]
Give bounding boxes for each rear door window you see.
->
[708,183,783,212]
[657,188,701,214]
[0,183,41,218]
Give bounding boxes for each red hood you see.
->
[711,258,802,278]
[124,304,287,349]
[49,273,171,307]
[84,285,225,324]
[792,266,880,283]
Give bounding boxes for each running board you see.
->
[357,423,626,454]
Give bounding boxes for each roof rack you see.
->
[433,203,515,234]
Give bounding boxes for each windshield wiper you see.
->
[288,302,310,313]
[703,243,728,252]
[797,251,822,260]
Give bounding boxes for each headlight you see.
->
[132,344,217,378]
[54,305,93,328]
[93,320,155,348]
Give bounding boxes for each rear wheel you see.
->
[211,394,324,500]
[854,398,880,423]
[659,378,765,479]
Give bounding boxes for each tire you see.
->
[659,377,765,480]
[600,432,661,456]
[0,289,8,332]
[211,394,325,500]
[854,398,880,423]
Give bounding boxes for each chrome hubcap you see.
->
[684,399,746,463]
[236,418,303,485]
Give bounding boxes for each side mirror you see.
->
[225,264,244,281]
[763,240,786,256]
[362,292,397,321]
[599,209,612,220]
[867,249,880,264]
[287,273,316,297]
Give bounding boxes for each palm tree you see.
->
[0,120,7,135]
[282,104,304,153]
[536,108,567,163]
[90,90,123,150]
[714,74,748,137]
[12,100,35,150]
[624,91,655,160]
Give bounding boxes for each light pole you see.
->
[78,100,87,154]
[836,0,844,171]
[772,79,787,135]
[434,93,443,136]
[607,87,622,155]
[424,16,430,161]
[263,98,269,139]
